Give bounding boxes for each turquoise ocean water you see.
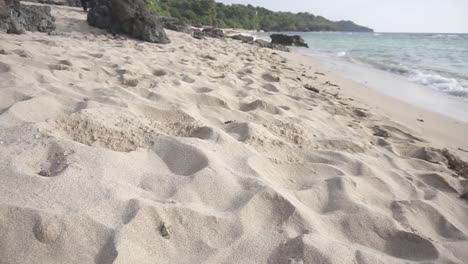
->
[255,32,468,99]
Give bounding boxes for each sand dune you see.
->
[1,4,468,264]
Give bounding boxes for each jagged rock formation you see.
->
[158,16,190,33]
[87,0,170,43]
[21,0,81,6]
[230,34,254,43]
[270,34,309,48]
[0,0,55,34]
[253,39,290,52]
[191,27,225,40]
[201,27,224,38]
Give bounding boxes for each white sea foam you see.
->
[409,71,468,97]
[431,34,460,39]
[336,51,347,57]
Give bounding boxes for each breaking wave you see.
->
[409,72,468,97]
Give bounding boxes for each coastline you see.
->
[1,4,468,263]
[284,49,468,159]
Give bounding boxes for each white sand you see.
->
[1,4,468,264]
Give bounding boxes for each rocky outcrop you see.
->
[87,0,112,29]
[225,36,290,52]
[202,27,224,38]
[20,0,81,6]
[158,16,190,33]
[191,29,205,40]
[65,0,81,6]
[87,0,170,44]
[0,0,56,34]
[253,39,290,52]
[270,34,309,48]
[230,34,254,43]
[191,28,224,40]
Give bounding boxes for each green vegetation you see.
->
[147,0,170,16]
[147,0,216,26]
[146,0,373,32]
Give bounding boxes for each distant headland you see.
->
[148,0,374,32]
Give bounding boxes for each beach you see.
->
[1,4,468,264]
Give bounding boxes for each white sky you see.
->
[218,0,468,33]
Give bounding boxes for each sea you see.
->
[252,32,468,122]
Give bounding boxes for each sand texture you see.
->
[1,4,468,264]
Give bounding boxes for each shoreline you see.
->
[250,31,468,123]
[285,48,468,159]
[297,48,468,122]
[1,4,468,263]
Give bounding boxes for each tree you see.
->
[148,0,373,32]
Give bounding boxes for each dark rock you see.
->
[202,27,224,38]
[20,0,65,5]
[270,34,309,48]
[253,39,269,48]
[191,22,202,28]
[22,0,82,7]
[253,39,290,52]
[65,0,81,6]
[230,34,254,43]
[87,0,112,29]
[0,0,56,34]
[270,43,290,52]
[87,0,170,44]
[192,29,205,40]
[48,30,64,36]
[158,16,190,33]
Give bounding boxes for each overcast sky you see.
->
[218,0,468,33]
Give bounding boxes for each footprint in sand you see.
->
[238,67,253,76]
[0,62,12,73]
[190,126,216,140]
[33,216,65,244]
[49,64,72,71]
[391,200,467,240]
[122,199,140,225]
[239,76,254,85]
[37,146,69,177]
[153,69,167,77]
[194,87,213,94]
[152,138,209,176]
[58,60,73,67]
[120,74,139,87]
[384,231,439,261]
[262,83,279,92]
[181,75,196,83]
[262,72,280,82]
[87,52,104,58]
[240,100,283,115]
[13,49,32,58]
[373,125,424,142]
[0,49,10,55]
[417,172,459,193]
